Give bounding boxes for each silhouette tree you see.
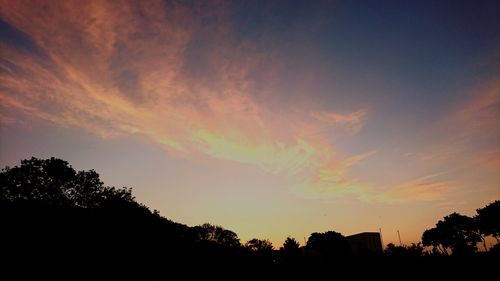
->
[0,157,198,278]
[279,236,301,264]
[306,231,351,258]
[1,157,75,204]
[282,237,300,252]
[194,223,241,248]
[0,157,135,207]
[422,213,481,256]
[476,200,500,244]
[422,227,449,255]
[245,238,274,252]
[244,238,275,264]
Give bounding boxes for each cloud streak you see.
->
[440,78,500,140]
[0,0,457,203]
[374,173,451,203]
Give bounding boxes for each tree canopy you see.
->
[476,200,500,242]
[306,231,351,258]
[245,238,274,252]
[0,157,135,208]
[282,237,300,252]
[422,213,482,255]
[194,223,241,248]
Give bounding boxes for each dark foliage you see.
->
[384,243,425,257]
[0,158,246,278]
[306,231,351,258]
[422,213,481,256]
[279,236,301,264]
[476,200,500,242]
[1,157,498,279]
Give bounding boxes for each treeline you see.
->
[1,157,498,277]
[384,200,500,257]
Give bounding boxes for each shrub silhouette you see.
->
[384,243,425,257]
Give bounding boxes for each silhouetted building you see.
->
[347,232,383,256]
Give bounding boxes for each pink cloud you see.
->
[1,1,461,203]
[374,173,452,203]
[0,0,372,197]
[310,110,367,134]
[439,78,500,139]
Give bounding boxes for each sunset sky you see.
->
[1,0,498,247]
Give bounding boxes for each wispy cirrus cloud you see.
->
[417,78,500,168]
[439,78,499,140]
[295,150,377,198]
[294,152,451,203]
[0,0,366,195]
[0,0,457,203]
[310,110,367,134]
[473,147,500,171]
[374,173,452,203]
[381,78,499,204]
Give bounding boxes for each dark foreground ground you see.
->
[2,202,498,280]
[3,254,497,280]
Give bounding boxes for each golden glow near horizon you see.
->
[1,0,498,246]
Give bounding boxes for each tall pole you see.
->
[379,228,384,251]
[397,230,402,246]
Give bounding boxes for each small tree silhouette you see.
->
[245,238,274,252]
[280,236,301,264]
[194,223,241,248]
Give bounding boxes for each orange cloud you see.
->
[1,1,455,203]
[291,152,451,203]
[310,110,367,134]
[374,173,452,203]
[440,78,500,139]
[293,151,376,199]
[412,78,500,173]
[473,147,500,171]
[0,0,366,194]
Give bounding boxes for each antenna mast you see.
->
[379,228,384,250]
